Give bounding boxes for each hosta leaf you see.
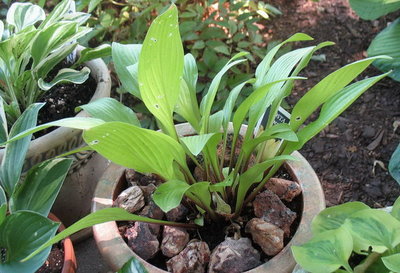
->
[183,53,198,94]
[39,0,72,29]
[0,211,59,273]
[138,4,184,138]
[235,155,295,212]
[77,98,140,126]
[349,0,400,20]
[88,0,102,12]
[6,2,45,32]
[221,80,249,131]
[346,209,400,253]
[0,103,43,195]
[75,44,111,66]
[62,12,90,25]
[290,56,390,131]
[285,73,389,154]
[392,196,400,221]
[153,180,190,212]
[292,227,353,273]
[389,144,400,184]
[176,79,201,131]
[25,207,188,261]
[83,122,187,180]
[118,257,148,273]
[0,21,4,40]
[112,43,142,98]
[200,52,248,133]
[0,97,8,143]
[0,186,6,225]
[9,158,73,216]
[368,19,400,81]
[311,202,370,235]
[382,253,400,272]
[38,67,90,91]
[208,111,224,133]
[180,133,216,156]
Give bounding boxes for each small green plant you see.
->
[292,196,400,273]
[0,100,73,273]
[4,3,391,270]
[0,0,110,124]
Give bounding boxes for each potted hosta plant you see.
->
[292,196,400,273]
[0,101,76,273]
[0,0,111,227]
[6,4,391,273]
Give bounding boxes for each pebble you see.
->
[161,226,190,257]
[125,222,159,260]
[265,178,302,202]
[166,240,210,273]
[114,186,145,214]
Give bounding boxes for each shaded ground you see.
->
[267,0,400,207]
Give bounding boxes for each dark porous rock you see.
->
[161,226,190,257]
[245,218,284,256]
[166,204,189,222]
[166,240,210,273]
[139,183,157,203]
[125,169,136,185]
[140,200,164,235]
[114,185,145,213]
[265,178,302,202]
[208,237,261,273]
[253,190,297,236]
[125,222,159,260]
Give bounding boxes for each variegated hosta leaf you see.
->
[138,4,184,138]
[6,2,45,33]
[75,44,111,66]
[349,0,400,20]
[38,67,90,91]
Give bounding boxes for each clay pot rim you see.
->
[92,123,326,273]
[48,213,77,273]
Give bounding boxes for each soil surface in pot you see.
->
[264,0,400,208]
[115,165,303,272]
[35,61,97,137]
[36,244,64,273]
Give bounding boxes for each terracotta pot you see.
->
[48,213,77,273]
[91,123,326,272]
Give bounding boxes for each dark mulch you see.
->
[36,245,64,273]
[267,0,400,207]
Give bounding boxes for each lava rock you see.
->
[140,200,164,235]
[253,190,297,236]
[208,237,261,273]
[125,222,159,260]
[166,204,189,222]
[245,218,284,256]
[166,240,210,273]
[265,178,302,202]
[114,185,145,213]
[161,226,190,257]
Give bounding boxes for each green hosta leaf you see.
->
[382,253,400,272]
[6,2,45,32]
[368,19,400,81]
[83,122,187,180]
[311,202,370,235]
[221,81,248,130]
[38,67,90,91]
[389,144,400,184]
[392,196,400,221]
[3,117,104,145]
[0,97,8,143]
[0,186,6,225]
[0,103,43,195]
[153,180,190,212]
[118,257,148,273]
[40,0,72,29]
[349,0,400,20]
[0,211,59,273]
[235,155,295,212]
[285,72,389,154]
[209,111,224,133]
[88,0,102,12]
[75,44,111,66]
[200,52,248,133]
[346,209,400,253]
[213,193,231,215]
[183,53,198,94]
[176,79,201,131]
[25,207,188,261]
[112,42,142,98]
[77,98,140,126]
[186,182,212,210]
[138,4,184,138]
[255,33,313,89]
[0,21,3,40]
[290,56,390,131]
[9,158,73,216]
[180,133,216,156]
[292,227,353,273]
